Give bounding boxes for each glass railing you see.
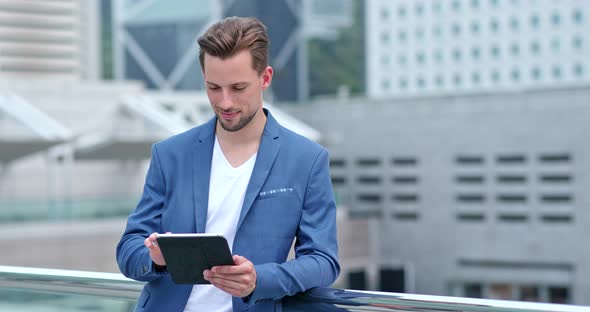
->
[1,265,589,311]
[0,197,136,223]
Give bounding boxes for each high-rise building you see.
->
[366,0,590,98]
[0,0,101,80]
[110,0,353,101]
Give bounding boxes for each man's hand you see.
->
[144,232,166,266]
[204,255,256,297]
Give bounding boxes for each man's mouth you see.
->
[220,111,239,119]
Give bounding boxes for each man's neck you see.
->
[215,109,267,168]
[216,109,267,146]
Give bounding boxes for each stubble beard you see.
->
[218,108,258,132]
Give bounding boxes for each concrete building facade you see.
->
[284,86,590,305]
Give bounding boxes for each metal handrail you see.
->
[0,265,588,311]
[0,265,142,300]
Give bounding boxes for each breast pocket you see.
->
[256,187,296,200]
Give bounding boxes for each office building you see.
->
[366,0,590,98]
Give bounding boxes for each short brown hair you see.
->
[197,16,269,74]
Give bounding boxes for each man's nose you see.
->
[217,90,233,110]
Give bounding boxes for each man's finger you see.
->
[233,255,248,265]
[206,274,254,297]
[212,261,253,275]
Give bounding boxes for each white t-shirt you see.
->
[183,136,256,312]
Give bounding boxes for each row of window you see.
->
[347,209,573,224]
[331,154,571,168]
[381,65,585,90]
[456,213,572,223]
[455,193,572,204]
[386,23,586,43]
[457,282,570,303]
[384,41,584,66]
[382,23,585,47]
[334,174,572,186]
[384,2,584,24]
[387,12,584,30]
[330,157,419,168]
[353,192,573,204]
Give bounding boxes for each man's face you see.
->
[203,50,272,132]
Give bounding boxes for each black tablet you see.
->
[156,233,234,284]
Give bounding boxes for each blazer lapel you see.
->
[237,109,281,230]
[193,117,216,233]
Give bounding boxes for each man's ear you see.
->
[261,66,273,89]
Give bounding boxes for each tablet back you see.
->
[157,234,234,284]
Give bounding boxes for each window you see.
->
[452,23,461,36]
[399,78,408,89]
[453,48,462,62]
[573,36,583,50]
[398,6,407,17]
[552,66,562,79]
[416,77,426,88]
[510,43,519,56]
[574,63,584,77]
[510,17,519,31]
[471,72,481,84]
[432,25,442,38]
[432,1,442,13]
[471,0,480,9]
[416,52,425,64]
[452,0,461,11]
[381,8,390,20]
[357,158,382,167]
[520,286,540,302]
[471,47,481,59]
[530,41,540,54]
[382,79,391,90]
[530,14,540,28]
[398,30,407,42]
[573,9,583,25]
[398,55,407,66]
[490,19,499,32]
[434,50,443,63]
[453,74,462,86]
[435,75,444,87]
[415,3,424,15]
[490,284,512,300]
[511,69,520,82]
[490,45,500,58]
[381,55,390,66]
[549,287,569,304]
[531,67,541,80]
[551,38,560,53]
[415,28,424,39]
[464,283,483,298]
[471,21,480,34]
[491,70,500,83]
[552,12,561,26]
[381,32,390,43]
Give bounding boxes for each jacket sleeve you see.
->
[247,148,341,305]
[116,144,168,281]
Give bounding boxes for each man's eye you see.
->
[233,86,246,91]
[208,86,220,90]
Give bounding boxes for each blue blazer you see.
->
[117,109,340,312]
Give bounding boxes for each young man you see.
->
[116,17,340,312]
